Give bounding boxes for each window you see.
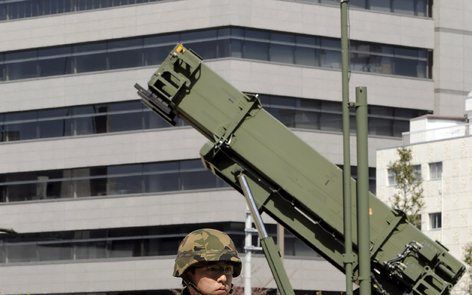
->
[0,222,318,264]
[369,0,391,13]
[308,0,432,17]
[429,162,442,180]
[0,0,433,23]
[392,0,415,15]
[412,164,422,180]
[337,165,376,193]
[0,97,429,144]
[415,0,429,17]
[0,0,170,22]
[429,212,442,229]
[0,100,172,143]
[350,0,367,9]
[0,159,228,203]
[0,26,433,82]
[387,168,396,186]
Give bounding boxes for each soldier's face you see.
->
[189,262,234,295]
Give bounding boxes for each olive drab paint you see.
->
[136,44,466,295]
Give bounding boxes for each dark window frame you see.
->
[0,159,228,203]
[0,26,433,82]
[0,96,430,146]
[0,222,320,264]
[0,0,433,22]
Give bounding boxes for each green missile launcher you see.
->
[135,44,465,295]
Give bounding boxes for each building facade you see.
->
[376,112,472,294]
[0,0,471,294]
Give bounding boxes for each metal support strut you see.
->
[356,87,372,295]
[340,0,354,294]
[237,174,295,295]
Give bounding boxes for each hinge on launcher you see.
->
[213,93,261,150]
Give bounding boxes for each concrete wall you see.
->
[0,60,434,113]
[377,136,472,258]
[376,136,472,294]
[0,127,398,234]
[433,0,472,116]
[0,123,399,176]
[0,255,344,294]
[0,128,204,173]
[0,0,433,52]
[0,189,245,233]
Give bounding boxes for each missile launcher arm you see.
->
[135,44,465,295]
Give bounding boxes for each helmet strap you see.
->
[184,279,208,295]
[184,279,234,295]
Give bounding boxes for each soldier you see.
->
[173,228,242,295]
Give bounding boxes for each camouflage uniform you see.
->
[173,228,242,295]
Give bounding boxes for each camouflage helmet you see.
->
[173,228,242,278]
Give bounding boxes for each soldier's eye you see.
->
[207,266,219,272]
[223,265,234,274]
[203,264,233,276]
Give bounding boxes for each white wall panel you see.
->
[0,0,433,52]
[297,130,401,167]
[376,136,472,262]
[0,189,246,233]
[433,0,472,117]
[0,256,344,294]
[0,60,434,113]
[0,124,399,175]
[216,61,434,111]
[0,128,205,173]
